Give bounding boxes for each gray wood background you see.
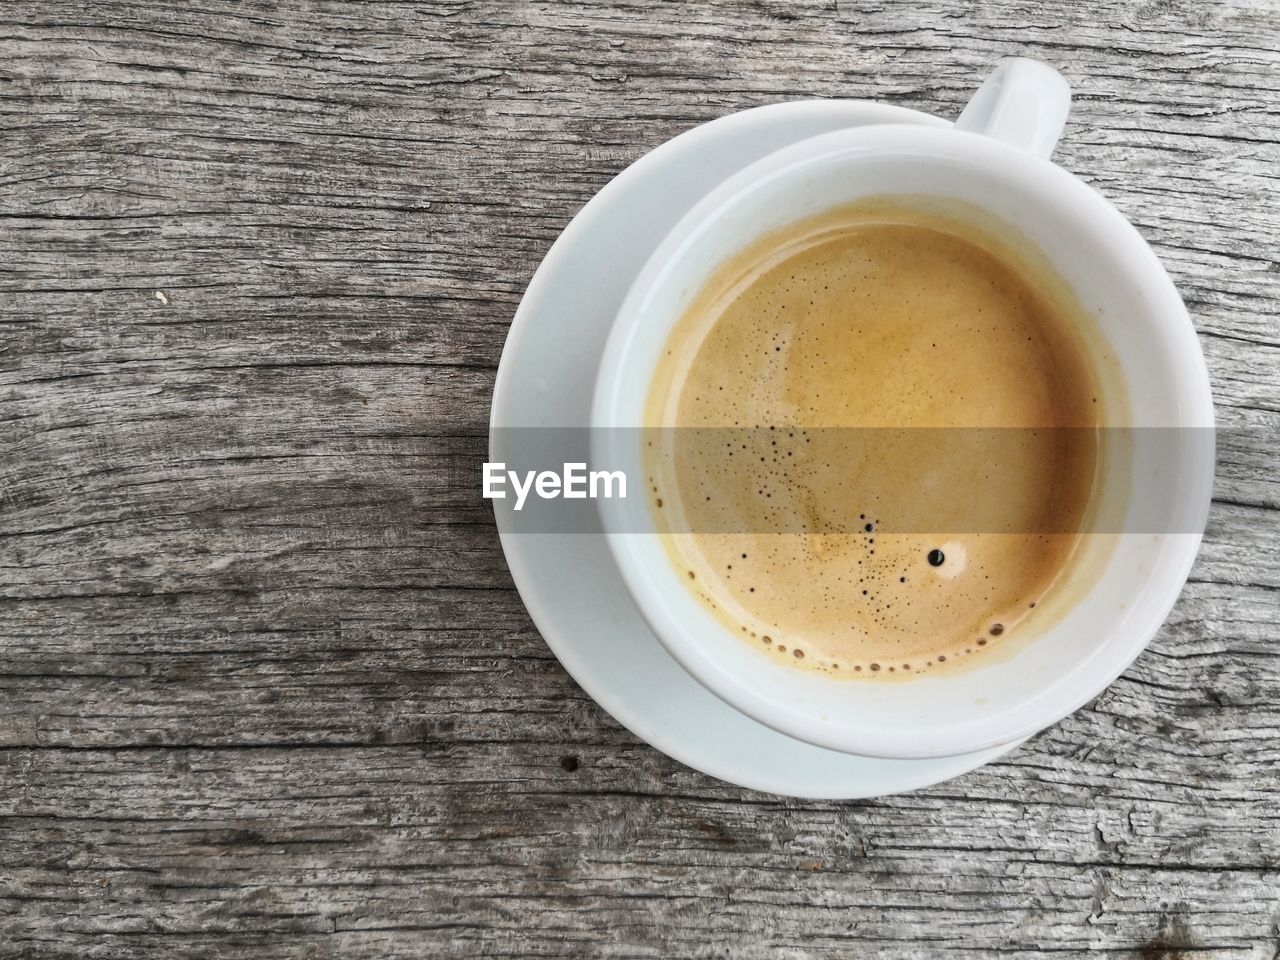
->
[2,1,1278,957]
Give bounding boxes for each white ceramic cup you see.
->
[590,59,1215,760]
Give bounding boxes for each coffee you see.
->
[644,199,1111,677]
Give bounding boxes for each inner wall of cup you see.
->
[603,142,1207,755]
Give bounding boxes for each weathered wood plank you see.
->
[2,0,1279,956]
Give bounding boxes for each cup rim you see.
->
[590,123,1215,759]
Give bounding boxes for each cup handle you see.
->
[954,58,1071,159]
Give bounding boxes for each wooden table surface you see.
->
[3,2,1279,957]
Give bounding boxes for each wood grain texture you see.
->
[2,0,1279,956]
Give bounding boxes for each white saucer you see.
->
[490,100,1023,798]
